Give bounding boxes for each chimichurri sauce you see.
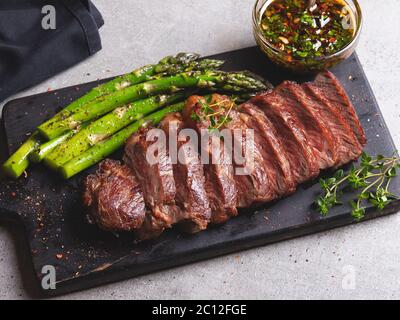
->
[260,0,355,61]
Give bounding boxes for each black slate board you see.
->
[0,46,399,297]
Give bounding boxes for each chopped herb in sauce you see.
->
[260,0,355,61]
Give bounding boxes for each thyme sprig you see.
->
[191,97,236,132]
[316,152,400,220]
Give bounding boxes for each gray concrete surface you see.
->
[0,0,399,300]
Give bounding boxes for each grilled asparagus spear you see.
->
[1,133,41,179]
[38,57,224,140]
[59,101,186,179]
[39,71,267,140]
[3,54,224,179]
[29,122,91,163]
[37,53,202,136]
[44,92,188,169]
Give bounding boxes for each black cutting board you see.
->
[0,46,399,297]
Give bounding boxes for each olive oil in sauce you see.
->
[260,0,356,61]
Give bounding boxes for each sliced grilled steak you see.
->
[159,112,211,232]
[124,126,181,238]
[83,71,367,239]
[251,92,320,183]
[303,82,364,165]
[182,95,238,224]
[314,71,366,146]
[83,159,146,232]
[239,102,296,195]
[276,81,338,169]
[224,107,280,206]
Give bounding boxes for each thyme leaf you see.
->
[192,98,237,133]
[316,152,400,220]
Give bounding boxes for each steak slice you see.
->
[159,112,211,232]
[251,92,320,183]
[276,81,338,169]
[225,107,280,206]
[124,126,181,238]
[314,71,366,146]
[239,102,296,196]
[303,83,364,165]
[82,159,146,232]
[182,95,238,224]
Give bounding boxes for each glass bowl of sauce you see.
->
[253,0,362,73]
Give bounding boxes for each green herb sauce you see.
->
[260,0,355,61]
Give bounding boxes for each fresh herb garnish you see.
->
[316,152,400,220]
[191,98,236,132]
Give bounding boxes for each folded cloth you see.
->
[0,0,103,102]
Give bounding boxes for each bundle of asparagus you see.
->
[1,53,268,179]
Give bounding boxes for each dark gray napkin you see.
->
[0,0,104,102]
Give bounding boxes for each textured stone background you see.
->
[0,0,399,299]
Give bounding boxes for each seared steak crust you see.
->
[303,83,364,165]
[314,71,366,146]
[124,126,181,238]
[83,159,146,231]
[227,108,279,206]
[276,81,338,169]
[239,102,296,196]
[251,92,320,183]
[182,95,238,223]
[159,112,211,232]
